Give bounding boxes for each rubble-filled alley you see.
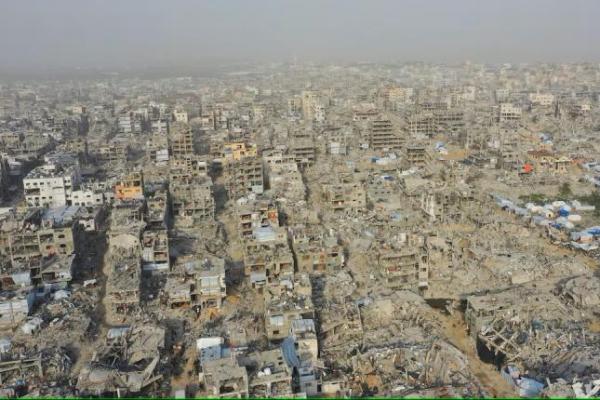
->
[1,61,600,398]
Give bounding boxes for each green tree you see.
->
[558,182,572,199]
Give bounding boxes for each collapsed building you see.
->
[164,255,226,309]
[77,325,165,396]
[5,62,600,398]
[264,273,314,342]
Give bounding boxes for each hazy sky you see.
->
[0,0,598,72]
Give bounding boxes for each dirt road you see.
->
[437,311,516,398]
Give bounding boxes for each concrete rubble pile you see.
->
[2,61,600,398]
[76,324,166,396]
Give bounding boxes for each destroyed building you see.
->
[369,119,402,151]
[77,325,165,396]
[23,159,81,208]
[141,229,169,273]
[225,156,265,200]
[264,273,314,342]
[4,61,600,398]
[374,235,429,292]
[321,172,366,212]
[165,255,227,309]
[290,225,344,274]
[237,199,279,238]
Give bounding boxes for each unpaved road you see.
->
[437,311,516,398]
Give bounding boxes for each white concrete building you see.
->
[173,108,189,123]
[498,103,522,122]
[529,93,555,106]
[23,163,81,208]
[70,187,106,207]
[118,114,133,134]
[151,118,169,134]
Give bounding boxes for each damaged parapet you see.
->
[243,226,294,288]
[171,175,215,228]
[187,256,226,309]
[146,132,169,165]
[264,273,314,342]
[200,356,249,398]
[237,199,279,238]
[169,155,210,184]
[1,206,81,264]
[141,229,169,273]
[106,255,141,315]
[165,255,226,309]
[146,188,169,229]
[23,154,82,208]
[77,325,165,396]
[107,202,146,253]
[114,171,144,201]
[212,141,258,165]
[290,225,344,274]
[321,172,366,212]
[224,156,265,201]
[374,233,429,292]
[240,348,294,397]
[369,119,402,151]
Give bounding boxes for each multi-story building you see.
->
[529,92,555,107]
[114,171,144,201]
[264,273,314,341]
[169,121,194,158]
[237,199,279,238]
[70,186,106,207]
[407,113,437,136]
[1,206,80,264]
[165,255,227,310]
[322,173,366,212]
[146,133,169,164]
[291,139,316,167]
[498,103,522,122]
[214,142,258,164]
[23,162,81,208]
[375,235,428,292]
[369,119,402,151]
[243,227,294,289]
[290,226,344,274]
[405,145,430,166]
[171,177,214,227]
[91,138,129,165]
[141,229,169,273]
[150,118,169,135]
[118,112,143,134]
[192,256,227,309]
[172,108,189,123]
[225,157,264,200]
